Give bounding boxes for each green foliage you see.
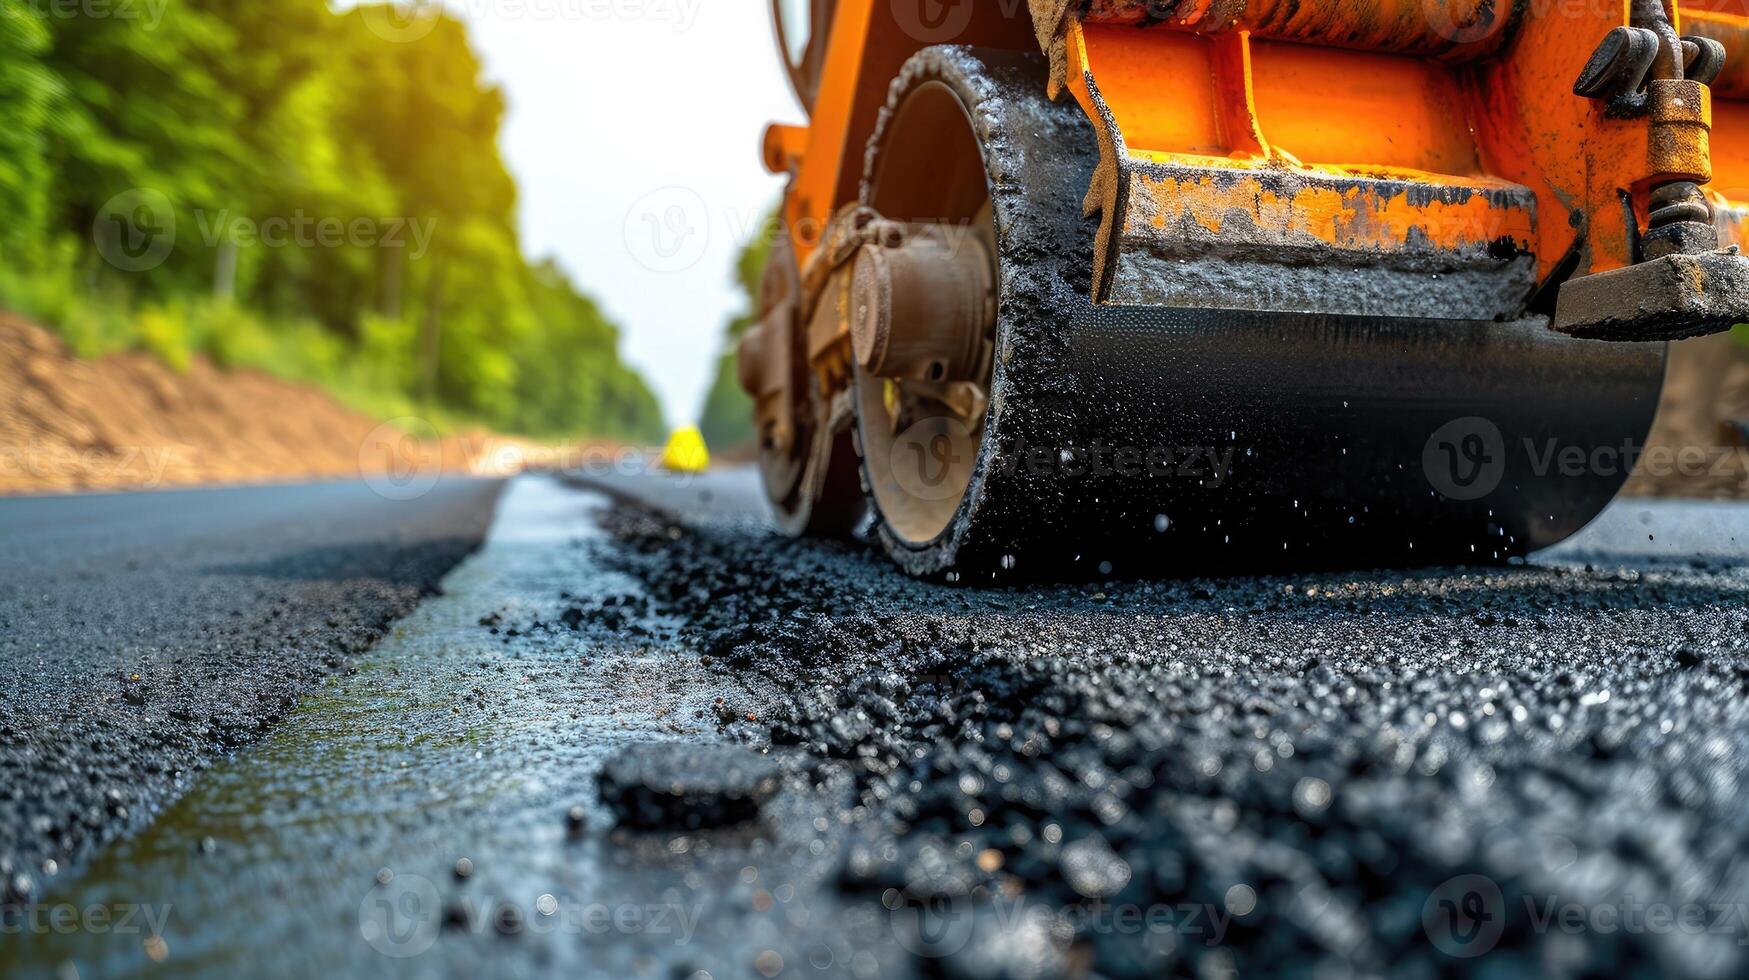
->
[697,214,778,451]
[0,3,58,261]
[698,350,754,451]
[0,1,662,441]
[507,260,667,443]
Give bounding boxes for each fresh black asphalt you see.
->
[0,478,504,906]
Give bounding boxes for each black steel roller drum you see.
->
[854,47,1668,579]
[938,307,1668,578]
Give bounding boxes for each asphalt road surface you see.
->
[4,471,1749,980]
[0,479,504,905]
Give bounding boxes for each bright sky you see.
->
[447,1,797,429]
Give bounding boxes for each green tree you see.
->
[0,1,665,443]
[0,2,58,263]
[40,1,248,297]
[698,214,777,450]
[511,259,665,441]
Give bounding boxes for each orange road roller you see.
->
[741,0,1749,579]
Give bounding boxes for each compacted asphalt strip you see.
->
[0,477,506,907]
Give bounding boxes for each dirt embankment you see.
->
[1624,332,1749,499]
[3,312,1746,499]
[0,316,566,496]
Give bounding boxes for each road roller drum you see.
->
[742,0,1749,579]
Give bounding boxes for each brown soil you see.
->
[3,312,1745,500]
[1623,331,1749,499]
[0,315,559,496]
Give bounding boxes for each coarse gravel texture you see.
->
[8,469,1749,979]
[3,477,880,980]
[0,478,504,907]
[590,474,1749,979]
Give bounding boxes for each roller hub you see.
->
[850,229,994,384]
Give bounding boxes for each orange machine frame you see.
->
[766,1,1734,314]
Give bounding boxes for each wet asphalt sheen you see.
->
[4,471,1749,979]
[0,480,504,906]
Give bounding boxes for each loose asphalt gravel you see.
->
[584,470,1749,979]
[5,470,1749,980]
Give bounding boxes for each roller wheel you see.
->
[853,46,1667,581]
[755,229,864,538]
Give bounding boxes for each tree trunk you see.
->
[420,263,445,401]
[380,247,404,320]
[213,240,238,300]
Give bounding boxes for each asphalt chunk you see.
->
[598,741,781,831]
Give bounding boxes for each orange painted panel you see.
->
[1249,41,1483,176]
[1128,171,1534,253]
[1712,99,1749,201]
[1081,26,1225,157]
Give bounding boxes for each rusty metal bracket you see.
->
[1553,3,1749,340]
[1574,26,1660,110]
[1645,79,1713,186]
[1684,35,1728,87]
[1553,248,1749,341]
